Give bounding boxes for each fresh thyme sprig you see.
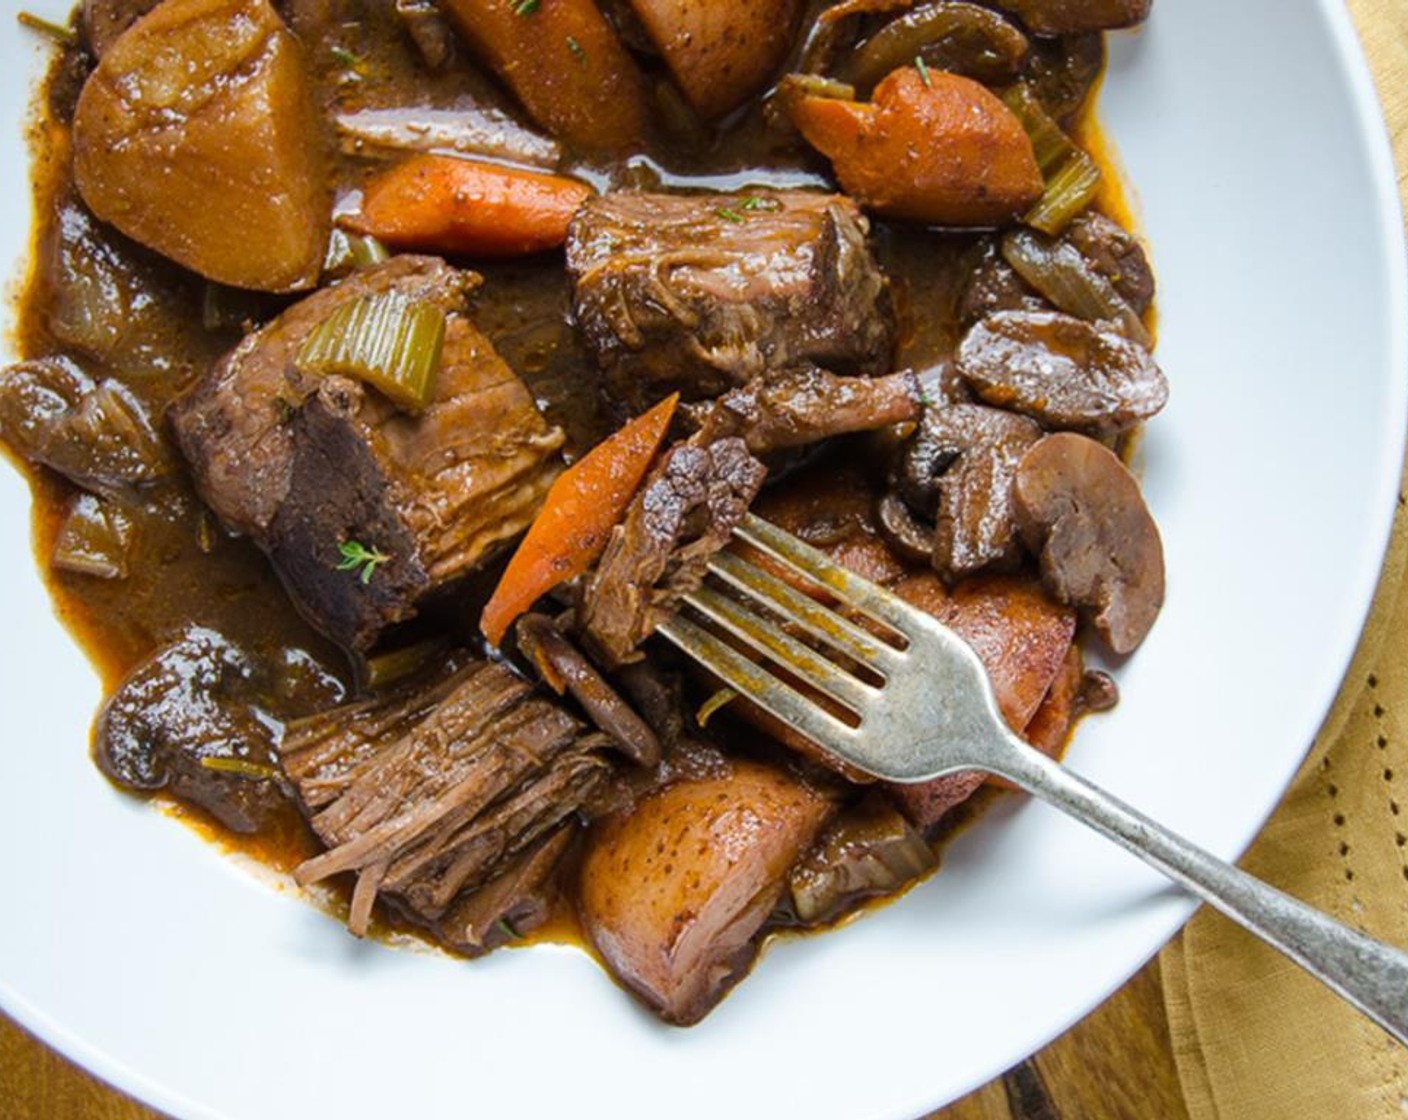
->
[337,539,391,584]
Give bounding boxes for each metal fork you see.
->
[657,513,1408,1046]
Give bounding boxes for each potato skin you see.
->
[790,68,1043,226]
[578,759,834,1025]
[627,0,801,121]
[72,0,329,293]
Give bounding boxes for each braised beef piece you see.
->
[566,190,896,412]
[94,628,294,833]
[516,613,661,767]
[170,256,565,651]
[436,825,575,956]
[687,366,921,454]
[280,655,615,937]
[579,434,767,667]
[0,356,173,499]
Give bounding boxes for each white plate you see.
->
[1,2,1404,1117]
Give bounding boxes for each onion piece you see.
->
[51,493,134,580]
[839,2,1029,92]
[1001,228,1152,347]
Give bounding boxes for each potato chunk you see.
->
[579,760,834,1024]
[627,0,800,121]
[73,0,329,293]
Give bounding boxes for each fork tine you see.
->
[706,549,902,671]
[735,513,917,633]
[680,585,878,714]
[656,615,858,752]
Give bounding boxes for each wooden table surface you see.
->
[4,1,1406,1117]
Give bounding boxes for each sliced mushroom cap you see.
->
[578,759,835,1025]
[1012,432,1164,654]
[957,309,1168,437]
[897,403,1042,580]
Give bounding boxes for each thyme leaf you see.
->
[337,539,391,584]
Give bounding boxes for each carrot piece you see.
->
[789,68,1042,226]
[480,393,680,647]
[346,155,594,258]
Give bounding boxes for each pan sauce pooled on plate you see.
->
[2,0,1160,1025]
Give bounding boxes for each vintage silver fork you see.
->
[656,513,1408,1046]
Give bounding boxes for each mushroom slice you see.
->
[1012,432,1164,654]
[957,309,1167,436]
[898,403,1042,580]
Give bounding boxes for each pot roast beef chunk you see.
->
[578,758,836,1025]
[170,256,565,651]
[687,366,922,454]
[0,356,174,499]
[895,403,1043,581]
[957,310,1167,437]
[94,627,288,833]
[516,614,662,767]
[280,655,614,937]
[1013,432,1164,654]
[566,190,896,411]
[435,824,575,956]
[580,434,767,668]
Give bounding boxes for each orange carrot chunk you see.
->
[481,393,680,646]
[346,154,594,258]
[789,68,1042,227]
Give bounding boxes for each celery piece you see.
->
[296,290,446,413]
[1003,82,1102,236]
[1001,228,1151,348]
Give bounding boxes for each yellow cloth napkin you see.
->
[1159,3,1408,1112]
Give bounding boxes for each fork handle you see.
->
[994,738,1408,1047]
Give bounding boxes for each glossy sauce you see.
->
[9,8,1140,955]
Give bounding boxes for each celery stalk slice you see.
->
[296,290,446,414]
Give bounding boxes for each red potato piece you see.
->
[788,68,1042,226]
[578,760,835,1025]
[627,0,801,120]
[1013,432,1165,655]
[437,0,650,152]
[73,0,329,293]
